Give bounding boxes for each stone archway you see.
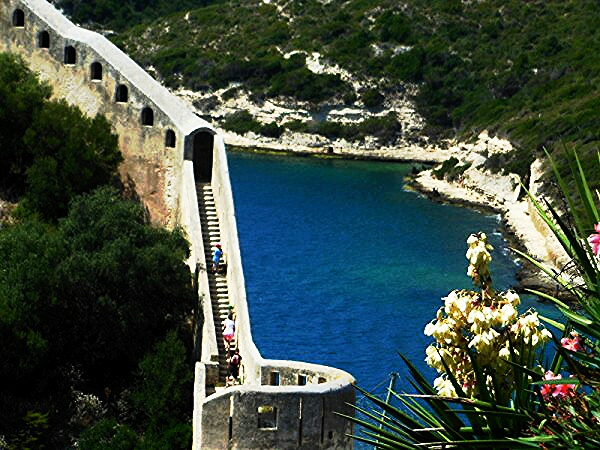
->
[192,131,214,183]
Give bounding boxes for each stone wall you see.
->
[201,383,354,450]
[0,0,212,227]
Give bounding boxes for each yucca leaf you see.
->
[392,392,445,431]
[520,183,570,250]
[454,409,530,420]
[511,247,582,300]
[557,307,600,339]
[402,394,530,414]
[544,148,587,236]
[545,200,597,280]
[352,385,427,431]
[559,348,600,369]
[414,438,537,448]
[398,353,437,394]
[344,430,413,450]
[338,406,423,446]
[363,429,423,449]
[573,151,599,226]
[524,288,571,311]
[398,353,470,435]
[351,385,458,442]
[530,377,580,386]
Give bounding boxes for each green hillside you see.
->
[55,0,600,183]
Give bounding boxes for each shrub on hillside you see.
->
[21,100,122,221]
[0,186,196,445]
[358,112,402,143]
[269,68,351,103]
[432,156,472,181]
[0,52,122,221]
[361,88,385,109]
[375,10,413,43]
[222,110,262,135]
[260,121,284,138]
[0,53,52,192]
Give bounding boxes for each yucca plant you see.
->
[338,232,553,449]
[340,148,600,448]
[511,148,600,447]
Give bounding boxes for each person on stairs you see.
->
[212,243,223,273]
[222,312,235,353]
[227,348,242,385]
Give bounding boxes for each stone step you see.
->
[213,290,228,297]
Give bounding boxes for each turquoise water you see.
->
[227,150,557,395]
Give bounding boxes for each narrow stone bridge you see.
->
[0,1,355,448]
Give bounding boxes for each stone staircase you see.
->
[197,182,236,385]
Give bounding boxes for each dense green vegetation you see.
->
[0,53,195,447]
[0,53,123,221]
[59,0,600,185]
[51,0,222,31]
[431,156,471,182]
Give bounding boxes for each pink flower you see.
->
[561,333,582,352]
[588,223,600,257]
[541,371,576,400]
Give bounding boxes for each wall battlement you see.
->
[0,1,355,448]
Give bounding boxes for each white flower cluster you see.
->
[466,233,492,284]
[424,233,552,400]
[69,390,105,426]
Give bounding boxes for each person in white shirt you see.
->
[222,312,235,352]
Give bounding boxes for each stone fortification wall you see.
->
[0,0,214,226]
[201,382,354,450]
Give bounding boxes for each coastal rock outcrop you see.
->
[410,132,570,298]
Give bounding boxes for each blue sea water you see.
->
[227,150,558,399]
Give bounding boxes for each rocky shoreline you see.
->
[224,131,570,300]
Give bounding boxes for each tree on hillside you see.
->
[0,52,123,221]
[0,53,51,193]
[52,0,222,30]
[77,332,193,449]
[0,187,196,446]
[21,100,122,221]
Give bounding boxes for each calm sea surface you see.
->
[227,150,557,399]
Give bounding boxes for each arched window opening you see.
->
[165,129,176,147]
[12,9,25,27]
[38,31,50,48]
[64,46,76,64]
[115,84,128,102]
[141,107,154,126]
[90,62,102,81]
